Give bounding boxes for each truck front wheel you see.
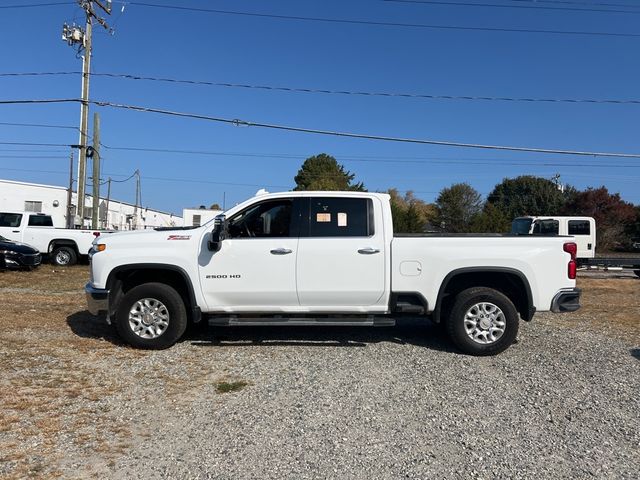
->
[115,283,187,349]
[447,287,519,356]
[51,246,77,266]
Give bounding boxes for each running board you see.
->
[208,315,396,327]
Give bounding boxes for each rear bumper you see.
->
[551,288,581,313]
[85,282,109,316]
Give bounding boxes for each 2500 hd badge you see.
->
[206,274,241,279]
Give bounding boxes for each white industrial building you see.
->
[182,207,223,227]
[0,178,182,230]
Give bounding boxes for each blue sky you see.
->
[1,0,639,214]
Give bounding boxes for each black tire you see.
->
[634,270,640,278]
[51,246,77,266]
[446,287,519,356]
[115,282,187,349]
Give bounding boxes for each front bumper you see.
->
[1,252,41,269]
[85,283,109,316]
[551,288,581,313]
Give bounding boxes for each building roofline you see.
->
[0,178,180,218]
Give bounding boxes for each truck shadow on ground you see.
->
[66,311,124,345]
[190,318,458,353]
[631,348,640,361]
[67,311,458,353]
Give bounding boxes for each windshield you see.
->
[511,218,533,234]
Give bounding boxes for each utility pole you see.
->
[62,1,112,227]
[91,112,101,229]
[66,150,74,228]
[133,170,141,230]
[105,177,111,229]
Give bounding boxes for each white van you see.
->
[512,216,596,259]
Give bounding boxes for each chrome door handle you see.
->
[358,248,380,255]
[270,248,293,255]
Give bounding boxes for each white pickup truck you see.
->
[0,211,103,266]
[86,191,581,355]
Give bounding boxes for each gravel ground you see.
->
[1,268,639,479]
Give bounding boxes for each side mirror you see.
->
[208,214,227,252]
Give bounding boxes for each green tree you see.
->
[294,153,365,191]
[486,175,570,221]
[388,189,436,233]
[209,203,222,210]
[563,186,636,251]
[471,202,511,233]
[434,183,483,233]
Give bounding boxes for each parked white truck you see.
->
[86,191,581,355]
[512,216,640,276]
[0,211,103,266]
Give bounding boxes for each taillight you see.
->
[564,242,577,279]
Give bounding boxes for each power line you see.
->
[0,140,73,147]
[3,71,640,105]
[91,99,640,159]
[0,98,79,106]
[0,2,72,9]
[82,72,640,105]
[128,2,640,38]
[3,144,640,169]
[0,121,78,130]
[508,0,640,9]
[384,0,640,14]
[97,144,640,168]
[2,97,640,158]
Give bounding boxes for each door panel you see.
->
[199,238,299,309]
[296,197,386,307]
[198,198,300,310]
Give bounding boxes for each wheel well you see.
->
[48,240,79,254]
[107,266,199,322]
[435,270,533,323]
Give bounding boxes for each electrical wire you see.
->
[3,71,640,105]
[128,2,640,38]
[0,2,72,9]
[508,0,640,9]
[91,99,640,159]
[0,121,78,130]
[2,98,640,158]
[384,0,640,14]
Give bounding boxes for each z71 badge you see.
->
[167,235,191,240]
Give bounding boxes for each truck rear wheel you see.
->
[115,282,187,349]
[51,246,77,266]
[634,270,640,278]
[447,287,519,356]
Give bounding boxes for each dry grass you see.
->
[0,265,88,291]
[567,275,640,343]
[0,266,636,478]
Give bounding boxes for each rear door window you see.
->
[28,215,53,227]
[568,220,590,235]
[306,197,373,237]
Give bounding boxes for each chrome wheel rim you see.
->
[55,250,70,265]
[464,302,506,345]
[128,298,170,339]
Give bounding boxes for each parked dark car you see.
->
[0,235,42,270]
